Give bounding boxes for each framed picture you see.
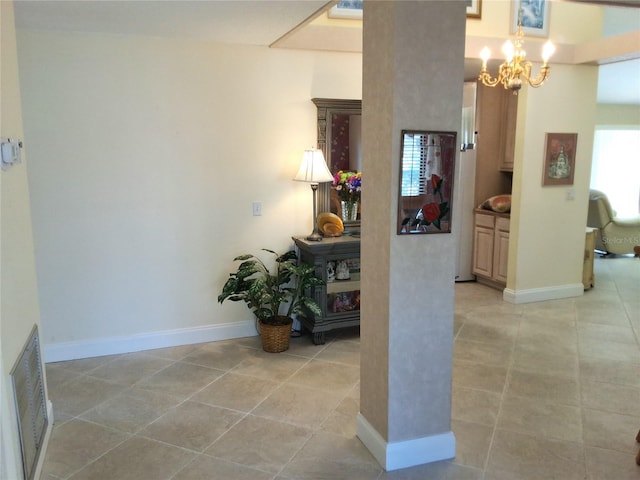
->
[511,0,550,38]
[466,0,482,19]
[398,131,457,235]
[329,0,363,19]
[542,133,577,186]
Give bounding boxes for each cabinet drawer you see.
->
[496,217,510,231]
[475,213,495,229]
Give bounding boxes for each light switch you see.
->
[252,201,262,216]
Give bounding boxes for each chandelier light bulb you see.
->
[542,41,556,63]
[480,47,491,67]
[501,40,515,62]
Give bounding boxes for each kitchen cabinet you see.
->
[293,236,360,344]
[472,211,510,288]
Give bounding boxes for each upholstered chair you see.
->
[587,190,640,255]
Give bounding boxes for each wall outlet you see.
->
[566,189,575,201]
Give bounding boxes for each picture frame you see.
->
[542,133,577,186]
[511,0,550,38]
[466,0,482,19]
[328,0,363,20]
[397,130,457,235]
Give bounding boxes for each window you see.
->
[591,128,640,218]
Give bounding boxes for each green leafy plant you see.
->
[218,249,324,326]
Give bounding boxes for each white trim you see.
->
[503,283,584,304]
[43,321,257,363]
[32,400,54,480]
[356,413,456,471]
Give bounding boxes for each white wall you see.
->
[508,63,599,301]
[1,1,47,477]
[17,29,362,360]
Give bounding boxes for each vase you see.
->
[341,200,358,222]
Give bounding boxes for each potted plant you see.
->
[218,249,324,352]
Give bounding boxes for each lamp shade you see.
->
[293,149,333,184]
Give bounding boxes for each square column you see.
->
[358,0,466,471]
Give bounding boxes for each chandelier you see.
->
[478,15,555,93]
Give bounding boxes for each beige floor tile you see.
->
[314,338,360,366]
[135,361,224,399]
[451,386,501,427]
[454,339,512,367]
[180,341,259,370]
[286,359,360,393]
[497,394,583,442]
[190,372,278,412]
[506,370,580,406]
[320,395,359,437]
[47,374,128,417]
[451,419,493,469]
[49,354,119,374]
[579,356,640,388]
[486,429,585,480]
[45,363,82,387]
[231,349,311,382]
[252,383,343,429]
[515,323,579,357]
[67,435,195,480]
[381,461,483,480]
[144,343,204,360]
[173,454,273,480]
[282,431,381,480]
[578,337,640,363]
[206,415,311,473]
[452,360,508,393]
[582,408,640,454]
[576,306,632,327]
[456,320,518,348]
[80,386,183,433]
[581,380,640,417]
[139,400,243,451]
[578,322,638,345]
[41,419,128,478]
[87,353,173,386]
[584,446,640,480]
[511,345,579,378]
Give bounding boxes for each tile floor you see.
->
[41,256,640,480]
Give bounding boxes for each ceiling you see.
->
[13,0,640,105]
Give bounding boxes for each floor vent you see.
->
[10,325,48,480]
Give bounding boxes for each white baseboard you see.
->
[356,413,456,471]
[43,321,257,363]
[503,283,584,304]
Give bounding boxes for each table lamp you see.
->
[294,149,333,241]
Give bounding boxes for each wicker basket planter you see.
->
[259,316,293,353]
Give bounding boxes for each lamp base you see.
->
[306,231,323,242]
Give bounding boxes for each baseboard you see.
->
[356,413,456,471]
[43,321,257,362]
[503,283,584,304]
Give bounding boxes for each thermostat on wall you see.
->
[1,138,23,170]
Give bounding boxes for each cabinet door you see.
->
[492,229,510,283]
[473,225,494,278]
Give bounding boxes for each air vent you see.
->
[11,325,48,480]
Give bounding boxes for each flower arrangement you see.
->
[332,171,362,203]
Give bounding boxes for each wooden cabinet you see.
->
[474,83,517,207]
[472,211,510,288]
[293,236,360,344]
[583,228,597,289]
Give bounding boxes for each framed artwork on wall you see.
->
[398,130,457,235]
[329,0,363,19]
[511,0,550,38]
[542,133,577,186]
[466,0,482,19]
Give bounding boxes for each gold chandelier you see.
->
[478,19,555,93]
